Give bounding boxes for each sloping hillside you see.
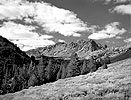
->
[110,49,131,63]
[1,58,131,100]
[0,36,31,94]
[0,36,29,59]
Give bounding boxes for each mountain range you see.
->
[26,39,103,58]
[0,35,131,99]
[1,57,131,100]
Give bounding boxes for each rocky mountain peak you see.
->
[26,39,103,58]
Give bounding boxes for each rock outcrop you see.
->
[26,39,103,58]
[24,52,109,87]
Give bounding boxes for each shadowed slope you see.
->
[0,36,107,95]
[0,36,31,94]
[1,35,131,97]
[0,58,131,100]
[110,49,131,63]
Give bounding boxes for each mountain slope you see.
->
[26,39,103,58]
[0,36,31,94]
[1,35,131,97]
[110,49,131,63]
[0,36,29,59]
[0,36,107,95]
[0,58,131,100]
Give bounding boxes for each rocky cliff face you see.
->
[27,53,107,87]
[0,36,109,95]
[26,39,103,57]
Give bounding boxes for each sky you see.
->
[0,0,131,51]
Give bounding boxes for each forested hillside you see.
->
[0,36,109,95]
[0,57,131,100]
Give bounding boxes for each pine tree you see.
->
[45,59,52,81]
[104,44,108,49]
[89,56,97,72]
[56,64,62,80]
[66,53,80,78]
[81,59,90,75]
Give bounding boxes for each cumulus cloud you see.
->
[93,0,131,15]
[0,0,93,50]
[13,39,55,51]
[0,0,23,5]
[0,0,90,37]
[111,4,131,15]
[0,1,35,20]
[88,22,126,40]
[34,2,89,37]
[0,21,38,39]
[124,38,131,43]
[0,21,55,51]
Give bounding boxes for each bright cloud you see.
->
[116,36,123,39]
[93,0,131,15]
[58,39,65,42]
[0,21,54,40]
[0,1,35,20]
[111,4,131,15]
[34,2,89,37]
[0,21,55,51]
[0,0,89,37]
[0,21,38,39]
[0,0,23,5]
[13,39,55,51]
[0,0,91,50]
[124,38,131,43]
[88,22,126,40]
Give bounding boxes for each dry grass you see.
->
[0,58,131,100]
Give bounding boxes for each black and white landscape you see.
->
[0,0,131,100]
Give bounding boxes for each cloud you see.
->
[0,0,90,37]
[0,21,55,51]
[0,0,23,5]
[0,21,38,39]
[111,4,131,15]
[92,0,131,15]
[88,22,126,40]
[58,39,65,42]
[124,38,131,43]
[105,40,109,43]
[38,35,53,39]
[0,0,35,20]
[34,2,89,37]
[13,39,55,51]
[0,0,93,50]
[116,36,123,39]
